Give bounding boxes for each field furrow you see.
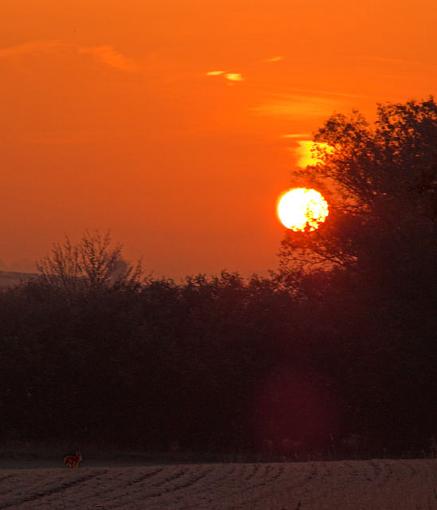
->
[0,459,436,509]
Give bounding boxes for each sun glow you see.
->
[296,141,334,168]
[277,188,329,231]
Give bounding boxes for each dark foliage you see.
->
[1,100,436,458]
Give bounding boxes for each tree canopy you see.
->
[279,99,437,293]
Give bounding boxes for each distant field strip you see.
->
[0,460,436,509]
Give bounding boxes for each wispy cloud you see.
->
[0,40,140,73]
[78,45,139,72]
[282,133,311,139]
[206,70,244,82]
[264,56,284,63]
[0,40,63,59]
[362,56,408,65]
[224,73,243,82]
[206,70,226,76]
[251,93,349,119]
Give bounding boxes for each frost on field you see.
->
[0,460,436,509]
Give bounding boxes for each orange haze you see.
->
[1,0,436,276]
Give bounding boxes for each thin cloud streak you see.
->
[206,70,226,76]
[206,70,244,82]
[264,56,284,63]
[225,73,243,82]
[282,133,311,139]
[251,93,351,119]
[0,40,63,58]
[78,45,139,72]
[0,40,140,72]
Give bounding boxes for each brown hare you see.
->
[64,450,82,469]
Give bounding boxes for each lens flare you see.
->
[277,188,329,231]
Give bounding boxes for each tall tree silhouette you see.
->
[279,99,437,447]
[279,98,437,283]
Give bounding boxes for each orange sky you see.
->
[1,0,436,277]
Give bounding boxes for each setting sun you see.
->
[277,188,329,231]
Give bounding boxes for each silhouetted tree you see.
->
[279,98,437,277]
[279,98,437,448]
[36,230,143,293]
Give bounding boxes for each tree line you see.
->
[0,99,436,458]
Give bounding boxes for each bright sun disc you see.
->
[277,188,329,231]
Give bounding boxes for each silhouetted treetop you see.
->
[36,230,143,294]
[280,98,437,276]
[315,98,437,214]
